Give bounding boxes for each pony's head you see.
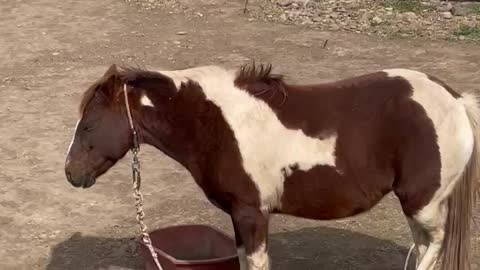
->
[64,64,132,188]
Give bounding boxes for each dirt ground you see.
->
[0,0,479,269]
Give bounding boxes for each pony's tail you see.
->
[440,91,480,270]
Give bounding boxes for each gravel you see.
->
[246,0,480,42]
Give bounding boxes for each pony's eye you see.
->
[83,125,95,132]
[82,120,99,132]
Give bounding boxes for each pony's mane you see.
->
[235,62,288,105]
[79,78,103,115]
[236,62,284,85]
[79,62,288,115]
[78,65,172,115]
[118,65,164,81]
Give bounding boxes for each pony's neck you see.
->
[136,114,192,170]
[131,88,216,182]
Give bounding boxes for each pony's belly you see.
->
[278,166,392,220]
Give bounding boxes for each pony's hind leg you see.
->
[406,218,429,267]
[412,201,448,270]
[394,160,450,270]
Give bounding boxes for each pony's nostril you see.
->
[66,171,73,183]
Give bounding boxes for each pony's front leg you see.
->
[231,204,270,270]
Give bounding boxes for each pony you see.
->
[65,62,480,270]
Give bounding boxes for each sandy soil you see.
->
[0,0,479,269]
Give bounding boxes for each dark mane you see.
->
[118,65,162,82]
[79,78,105,115]
[78,65,176,115]
[235,62,288,105]
[118,66,177,97]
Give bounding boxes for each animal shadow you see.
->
[46,226,414,270]
[46,232,143,270]
[270,226,414,270]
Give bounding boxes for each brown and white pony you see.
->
[64,63,480,270]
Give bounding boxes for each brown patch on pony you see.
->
[427,74,462,99]
[236,66,442,219]
[234,62,288,106]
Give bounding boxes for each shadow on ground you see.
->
[270,226,413,270]
[46,226,413,270]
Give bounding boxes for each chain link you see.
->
[131,144,164,270]
[124,82,163,270]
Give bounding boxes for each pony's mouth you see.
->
[66,171,96,189]
[85,159,115,188]
[82,177,96,188]
[65,158,116,189]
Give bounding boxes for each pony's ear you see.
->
[104,64,118,78]
[97,64,121,100]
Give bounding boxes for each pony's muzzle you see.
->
[65,160,96,188]
[65,171,78,187]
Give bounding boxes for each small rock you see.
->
[306,1,316,8]
[302,17,313,24]
[459,35,466,41]
[176,31,187,35]
[414,49,427,55]
[293,0,309,6]
[334,49,347,57]
[279,13,288,21]
[173,40,181,45]
[195,12,203,17]
[52,52,60,56]
[360,12,371,23]
[451,6,466,16]
[277,0,293,7]
[402,11,417,22]
[386,11,393,17]
[441,11,453,19]
[385,7,393,11]
[312,16,322,22]
[329,13,338,19]
[437,2,453,12]
[330,24,341,31]
[371,16,383,25]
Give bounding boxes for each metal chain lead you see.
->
[131,143,163,270]
[123,83,163,270]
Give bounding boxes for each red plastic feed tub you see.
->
[137,224,240,270]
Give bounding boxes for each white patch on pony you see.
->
[237,247,248,270]
[385,69,474,205]
[160,66,338,212]
[66,120,80,156]
[140,93,154,107]
[158,66,221,90]
[385,69,474,269]
[246,242,270,270]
